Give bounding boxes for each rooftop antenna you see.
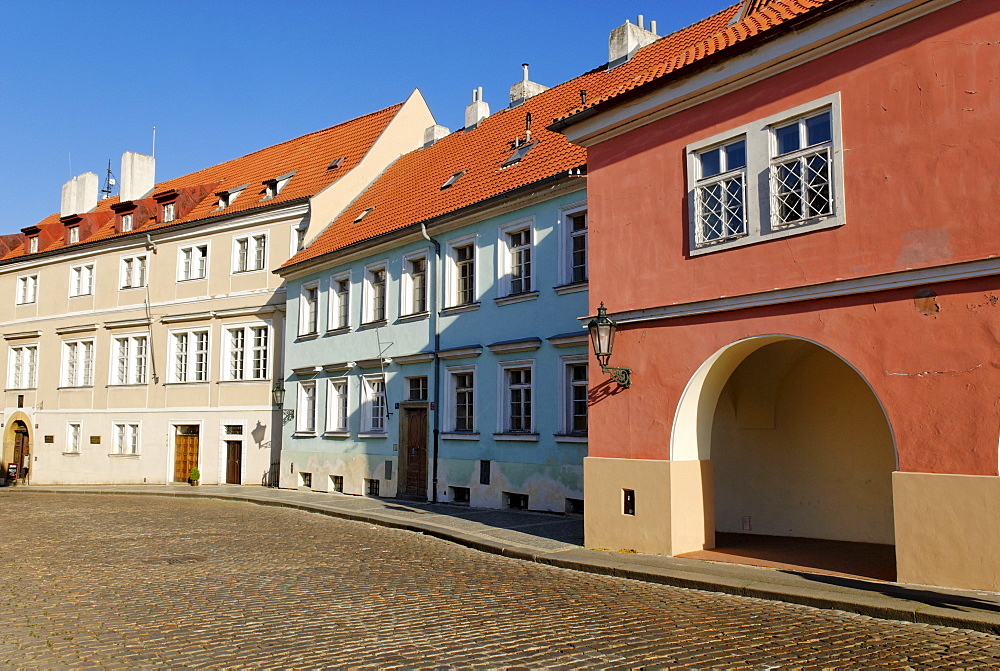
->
[100,159,117,200]
[151,126,157,158]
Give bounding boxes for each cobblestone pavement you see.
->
[2,494,1000,669]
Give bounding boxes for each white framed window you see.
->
[445,365,476,433]
[401,251,428,316]
[328,272,351,331]
[70,263,94,297]
[562,357,588,436]
[111,334,148,385]
[216,186,245,210]
[61,339,95,387]
[498,361,535,434]
[292,222,308,254]
[362,375,387,433]
[68,226,80,244]
[686,94,844,254]
[170,329,209,383]
[120,214,133,232]
[16,274,37,305]
[233,233,267,273]
[28,237,38,254]
[445,235,477,307]
[178,243,209,281]
[226,324,269,380]
[113,422,140,455]
[363,263,388,324]
[66,422,82,454]
[296,381,317,434]
[163,202,176,223]
[119,254,147,289]
[7,344,38,389]
[326,378,349,433]
[263,173,293,200]
[299,282,320,336]
[498,219,534,297]
[561,204,588,285]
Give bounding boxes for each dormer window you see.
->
[121,214,133,232]
[354,207,375,223]
[28,237,38,254]
[163,202,176,223]
[502,141,538,168]
[68,227,80,244]
[441,170,466,190]
[263,172,294,200]
[217,185,247,210]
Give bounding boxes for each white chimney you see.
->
[608,16,659,68]
[119,151,156,202]
[60,172,99,217]
[423,124,451,147]
[509,63,549,106]
[465,87,490,129]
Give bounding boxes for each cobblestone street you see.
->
[1,493,999,668]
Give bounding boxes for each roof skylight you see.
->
[440,170,466,190]
[354,207,375,223]
[327,157,345,170]
[502,141,537,168]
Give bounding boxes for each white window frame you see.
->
[325,377,349,434]
[61,338,95,387]
[497,218,535,297]
[16,274,38,305]
[363,261,389,324]
[444,364,477,435]
[560,356,588,438]
[177,242,209,281]
[296,380,318,434]
[120,213,133,232]
[686,93,844,255]
[66,422,82,454]
[361,374,387,434]
[110,334,148,385]
[291,222,308,255]
[559,202,588,286]
[299,281,320,336]
[400,249,429,317]
[28,237,38,254]
[224,322,270,381]
[445,234,478,308]
[68,226,80,244]
[327,271,352,331]
[119,253,148,289]
[69,262,95,297]
[497,360,536,436]
[232,232,268,274]
[163,202,176,223]
[112,422,140,455]
[7,344,38,389]
[169,329,210,383]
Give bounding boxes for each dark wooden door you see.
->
[174,433,199,482]
[13,424,28,477]
[404,408,428,496]
[226,441,242,485]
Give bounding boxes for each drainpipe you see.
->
[421,223,442,503]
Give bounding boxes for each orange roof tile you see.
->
[1,102,405,262]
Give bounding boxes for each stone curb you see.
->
[16,487,1000,636]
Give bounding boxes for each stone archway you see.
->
[3,412,33,483]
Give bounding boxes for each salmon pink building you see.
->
[553,0,999,591]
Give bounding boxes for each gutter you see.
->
[420,223,442,503]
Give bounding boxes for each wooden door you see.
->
[225,441,242,485]
[13,424,28,478]
[174,433,199,482]
[403,408,428,497]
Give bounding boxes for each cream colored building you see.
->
[1,92,434,486]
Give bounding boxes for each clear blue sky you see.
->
[0,1,735,235]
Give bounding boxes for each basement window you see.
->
[354,207,375,223]
[298,472,312,488]
[504,492,529,510]
[441,170,466,190]
[366,478,380,497]
[330,475,343,492]
[566,498,584,515]
[502,141,537,168]
[451,486,470,504]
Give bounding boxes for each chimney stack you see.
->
[465,87,490,129]
[119,151,156,202]
[608,15,660,68]
[60,172,99,217]
[509,63,549,107]
[423,124,451,147]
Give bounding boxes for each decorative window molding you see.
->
[225,323,270,381]
[69,263,95,297]
[445,234,478,308]
[296,380,317,434]
[326,378,349,434]
[497,360,535,435]
[16,274,38,305]
[686,93,844,255]
[561,356,588,437]
[177,243,209,281]
[361,374,387,433]
[169,329,210,383]
[445,365,476,434]
[66,422,82,454]
[328,271,352,331]
[401,250,428,317]
[110,334,148,385]
[119,254,148,289]
[7,344,38,389]
[559,202,588,286]
[113,422,140,455]
[363,262,389,324]
[497,218,534,298]
[299,281,320,336]
[233,232,268,273]
[61,339,95,387]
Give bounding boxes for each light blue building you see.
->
[276,70,598,512]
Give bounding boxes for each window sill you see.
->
[553,282,587,295]
[57,386,93,391]
[108,453,140,458]
[441,432,480,441]
[108,384,147,389]
[163,381,210,387]
[14,302,37,307]
[441,302,480,316]
[359,320,388,330]
[296,332,320,341]
[69,294,94,299]
[359,432,388,439]
[231,268,267,275]
[118,285,146,291]
[176,277,208,283]
[217,378,270,385]
[396,311,429,324]
[293,431,317,438]
[689,216,843,256]
[494,433,540,442]
[62,451,82,456]
[323,431,350,438]
[326,326,351,336]
[554,434,587,443]
[495,291,539,306]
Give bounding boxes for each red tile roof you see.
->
[1,102,405,261]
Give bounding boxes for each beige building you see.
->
[1,91,434,486]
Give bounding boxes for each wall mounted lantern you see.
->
[588,302,632,388]
[272,381,295,424]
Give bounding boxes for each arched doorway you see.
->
[673,336,897,579]
[2,415,32,485]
